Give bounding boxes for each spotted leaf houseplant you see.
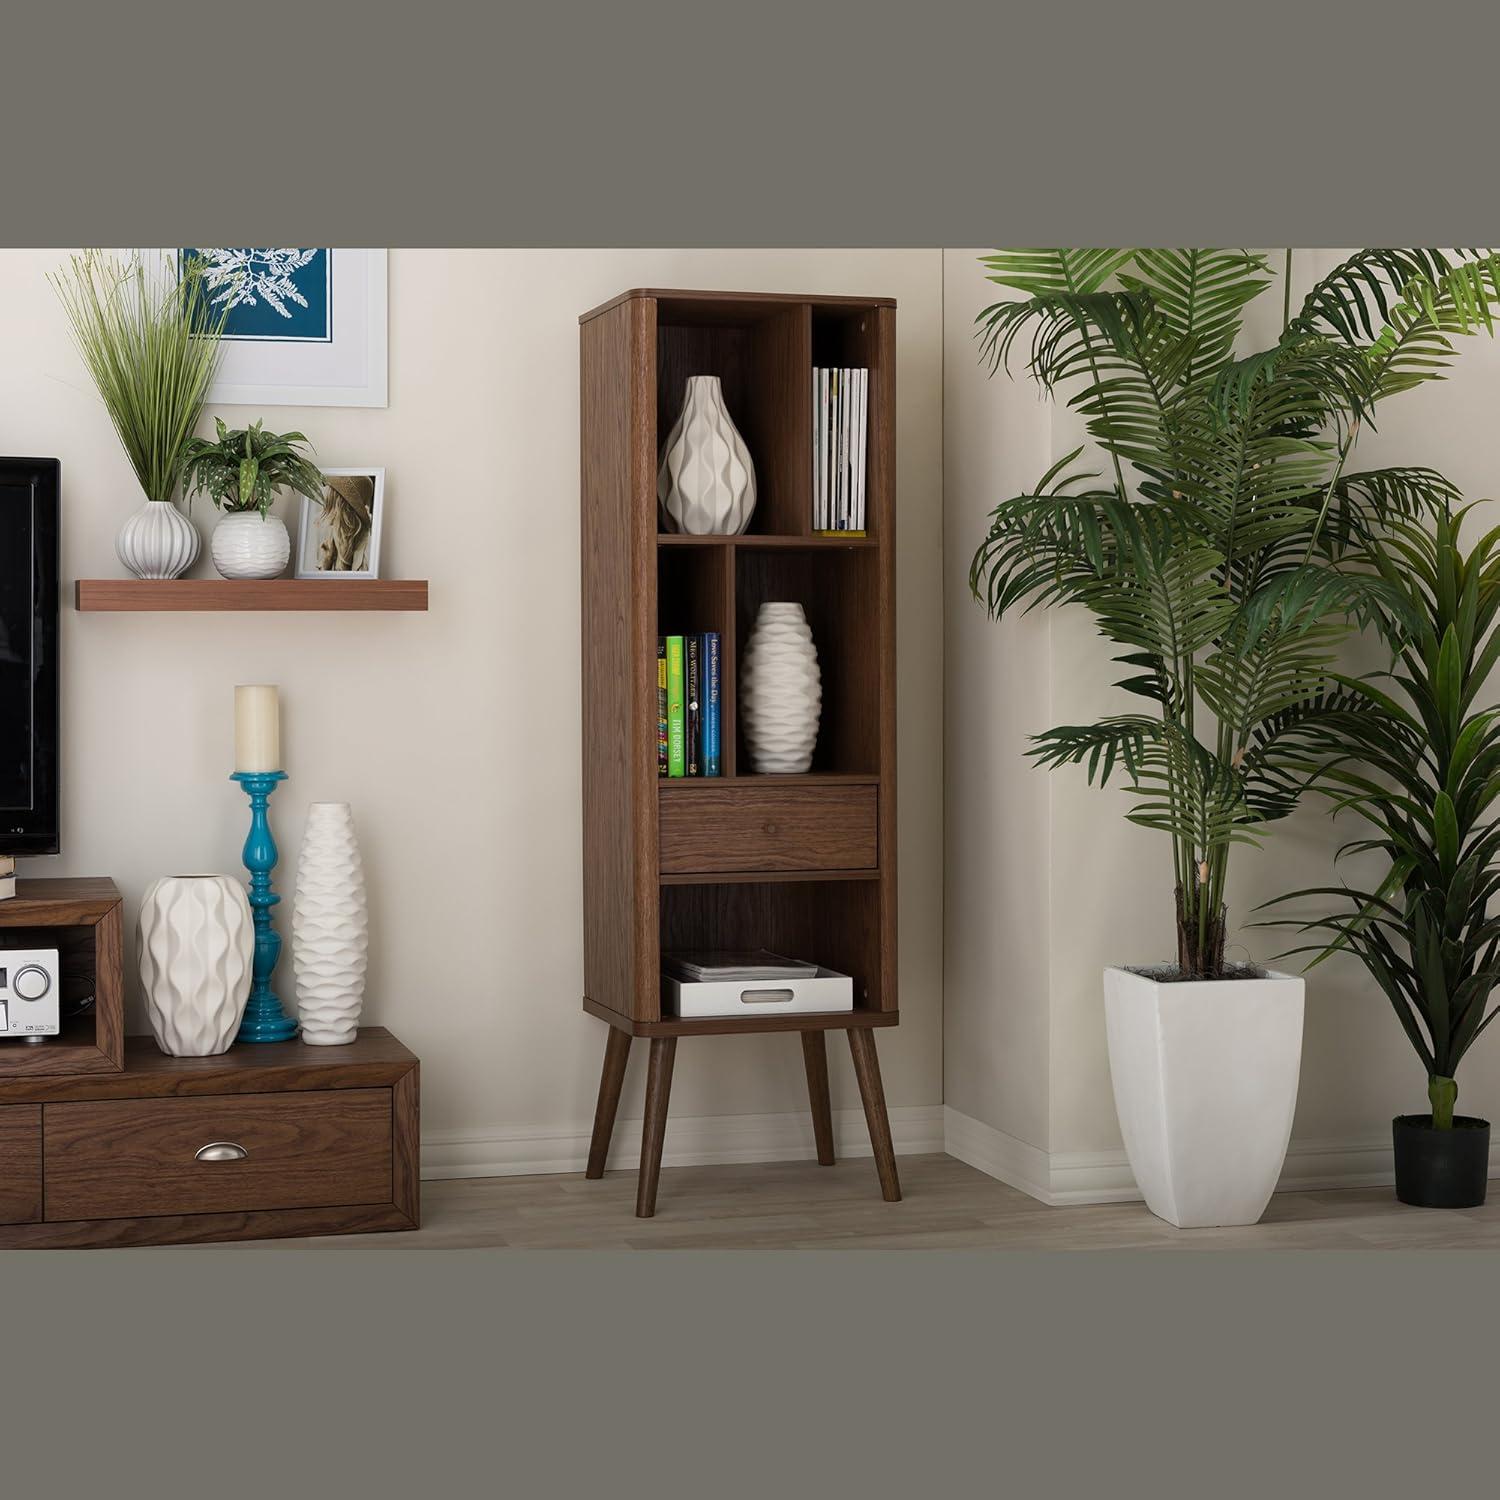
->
[52,251,227,579]
[182,418,323,579]
[970,249,1500,1226]
[1273,504,1500,1207]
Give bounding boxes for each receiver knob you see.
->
[12,965,51,1002]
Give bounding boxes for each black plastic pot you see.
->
[1392,1115,1491,1208]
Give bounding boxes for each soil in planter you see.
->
[1125,962,1270,984]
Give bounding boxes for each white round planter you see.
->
[138,875,254,1057]
[740,601,822,773]
[116,500,200,580]
[211,513,291,580]
[292,802,369,1045]
[657,374,757,535]
[1104,965,1304,1228]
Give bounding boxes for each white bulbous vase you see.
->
[657,374,757,535]
[292,802,369,1045]
[740,602,822,773]
[138,875,254,1057]
[116,499,200,579]
[211,513,291,579]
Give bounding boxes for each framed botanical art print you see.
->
[145,248,388,407]
[296,468,385,579]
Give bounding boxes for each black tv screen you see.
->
[0,459,59,855]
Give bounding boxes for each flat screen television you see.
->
[0,458,59,855]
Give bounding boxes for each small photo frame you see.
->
[296,468,385,579]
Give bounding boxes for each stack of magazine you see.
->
[662,950,820,982]
[812,365,868,535]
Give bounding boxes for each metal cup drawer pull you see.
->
[194,1141,249,1163]
[739,988,795,1006]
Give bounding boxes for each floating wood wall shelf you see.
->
[578,287,899,1217]
[74,579,428,612]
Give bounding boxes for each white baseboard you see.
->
[421,1104,946,1181]
[942,1107,1500,1205]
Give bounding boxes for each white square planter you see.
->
[1104,966,1305,1229]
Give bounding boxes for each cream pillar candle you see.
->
[234,685,281,772]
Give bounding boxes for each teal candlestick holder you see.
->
[231,770,298,1043]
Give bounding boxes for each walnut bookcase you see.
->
[579,288,899,1217]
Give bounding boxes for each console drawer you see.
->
[0,1104,41,1224]
[658,784,877,874]
[43,1088,392,1222]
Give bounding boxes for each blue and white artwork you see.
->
[181,248,333,342]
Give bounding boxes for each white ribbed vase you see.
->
[740,602,822,773]
[211,513,291,580]
[138,875,254,1057]
[116,500,200,580]
[657,374,757,535]
[292,802,369,1045]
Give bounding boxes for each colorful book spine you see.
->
[702,632,721,776]
[657,639,669,776]
[665,635,686,777]
[685,634,701,777]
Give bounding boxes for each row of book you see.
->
[658,633,722,777]
[813,366,869,535]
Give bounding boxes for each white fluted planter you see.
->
[211,513,291,579]
[740,601,822,773]
[292,802,369,1045]
[657,374,757,535]
[138,875,254,1057]
[116,500,200,579]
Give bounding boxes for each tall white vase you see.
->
[657,374,757,535]
[740,601,822,773]
[292,802,369,1045]
[138,875,254,1057]
[117,499,200,580]
[211,513,291,579]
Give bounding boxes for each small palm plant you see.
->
[181,419,323,519]
[970,249,1500,978]
[1272,505,1500,1129]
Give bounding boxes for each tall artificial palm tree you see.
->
[970,249,1500,977]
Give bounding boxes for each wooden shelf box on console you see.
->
[579,288,900,1217]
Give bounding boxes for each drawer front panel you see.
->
[0,1104,42,1225]
[43,1088,392,1222]
[659,785,877,874]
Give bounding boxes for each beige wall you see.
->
[943,248,1500,1182]
[0,249,945,1166]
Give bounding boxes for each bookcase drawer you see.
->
[42,1088,393,1222]
[659,784,877,874]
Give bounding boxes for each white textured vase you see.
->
[292,802,369,1045]
[1104,966,1305,1228]
[116,500,201,580]
[211,513,292,580]
[657,374,757,534]
[740,601,822,773]
[138,875,254,1057]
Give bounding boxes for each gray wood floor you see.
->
[236,1153,1500,1250]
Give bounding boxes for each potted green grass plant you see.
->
[1273,504,1500,1207]
[182,419,323,579]
[970,248,1500,1226]
[52,251,227,579]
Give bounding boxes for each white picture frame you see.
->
[139,248,388,407]
[296,468,385,579]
